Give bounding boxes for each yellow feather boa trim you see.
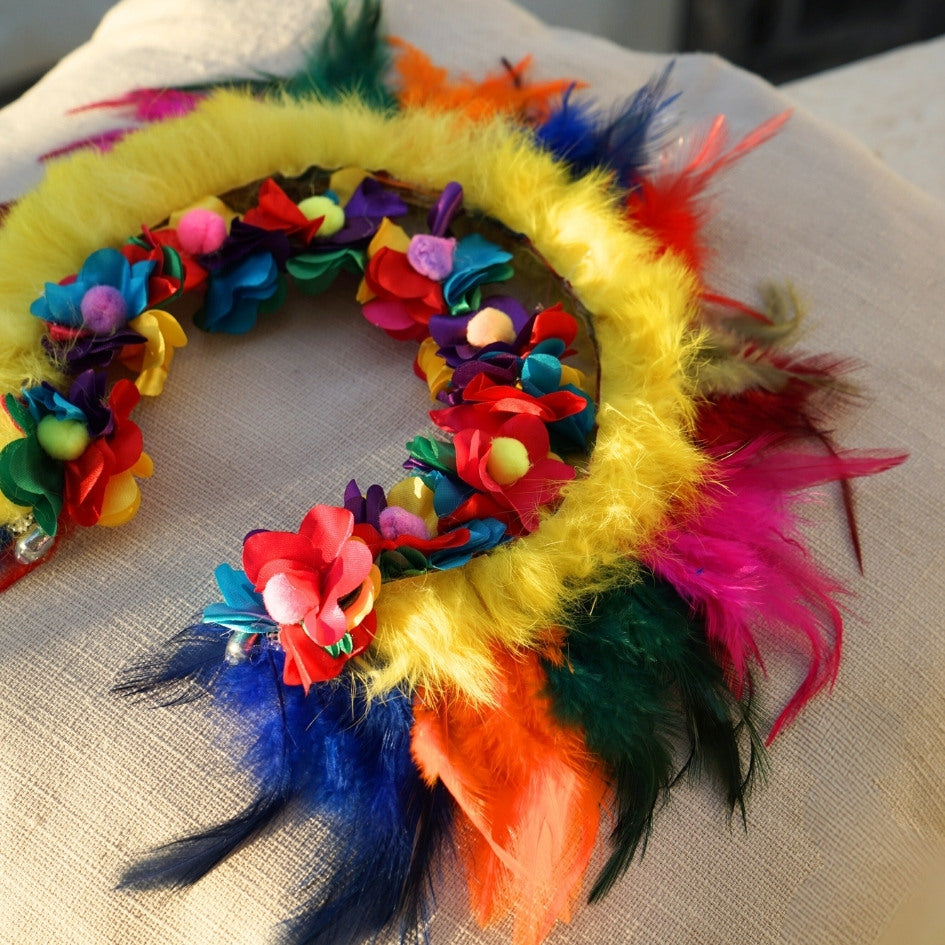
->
[0,92,705,699]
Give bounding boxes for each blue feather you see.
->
[535,64,678,188]
[119,639,306,889]
[282,688,453,945]
[117,634,452,943]
[112,621,230,707]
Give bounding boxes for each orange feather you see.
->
[412,644,607,945]
[389,38,580,123]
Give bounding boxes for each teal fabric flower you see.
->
[196,252,285,334]
[29,247,153,330]
[442,234,514,314]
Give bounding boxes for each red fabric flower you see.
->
[352,520,471,557]
[120,233,184,307]
[444,413,575,535]
[147,227,209,291]
[521,302,579,356]
[242,505,380,690]
[431,372,588,432]
[242,179,324,243]
[361,247,445,341]
[63,379,147,526]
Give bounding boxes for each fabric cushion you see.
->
[1,2,943,943]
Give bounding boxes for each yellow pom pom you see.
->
[297,195,346,236]
[486,437,531,485]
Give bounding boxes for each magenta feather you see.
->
[646,439,905,741]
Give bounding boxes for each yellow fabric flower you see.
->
[123,310,188,396]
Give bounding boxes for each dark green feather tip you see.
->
[278,0,394,108]
[543,571,765,902]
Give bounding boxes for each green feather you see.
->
[544,571,764,902]
[277,0,394,107]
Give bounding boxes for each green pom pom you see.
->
[297,195,346,237]
[36,416,91,461]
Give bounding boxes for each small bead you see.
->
[14,526,55,565]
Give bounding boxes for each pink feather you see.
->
[645,439,906,742]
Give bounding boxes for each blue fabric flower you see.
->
[442,234,513,314]
[429,518,509,569]
[22,370,114,438]
[196,252,284,334]
[521,352,596,450]
[29,247,154,328]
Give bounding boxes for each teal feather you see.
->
[543,571,763,902]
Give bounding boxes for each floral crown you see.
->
[0,5,905,944]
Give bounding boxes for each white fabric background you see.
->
[1,2,944,944]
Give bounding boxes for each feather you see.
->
[412,647,606,945]
[279,0,393,107]
[282,686,453,945]
[389,39,577,123]
[534,64,677,187]
[543,574,761,902]
[112,620,230,707]
[118,638,307,888]
[118,630,451,943]
[625,110,791,274]
[645,440,906,742]
[42,0,392,161]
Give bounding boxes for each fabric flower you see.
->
[441,234,514,314]
[318,176,409,247]
[242,178,326,243]
[432,371,590,432]
[195,251,285,334]
[0,394,64,535]
[0,374,152,534]
[444,413,576,534]
[202,563,277,646]
[428,517,509,569]
[358,219,445,340]
[429,295,532,367]
[120,310,188,396]
[63,378,152,527]
[29,247,153,330]
[242,505,381,690]
[120,237,185,309]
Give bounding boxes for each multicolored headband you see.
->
[0,5,905,944]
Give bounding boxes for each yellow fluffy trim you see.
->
[0,92,704,699]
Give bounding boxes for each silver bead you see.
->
[225,635,249,664]
[14,525,55,565]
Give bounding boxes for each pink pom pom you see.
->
[80,285,127,333]
[177,208,227,255]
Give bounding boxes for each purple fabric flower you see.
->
[343,480,387,529]
[429,295,532,366]
[198,221,291,273]
[427,182,464,236]
[43,326,145,374]
[318,179,409,249]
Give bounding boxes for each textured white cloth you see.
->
[2,3,944,944]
